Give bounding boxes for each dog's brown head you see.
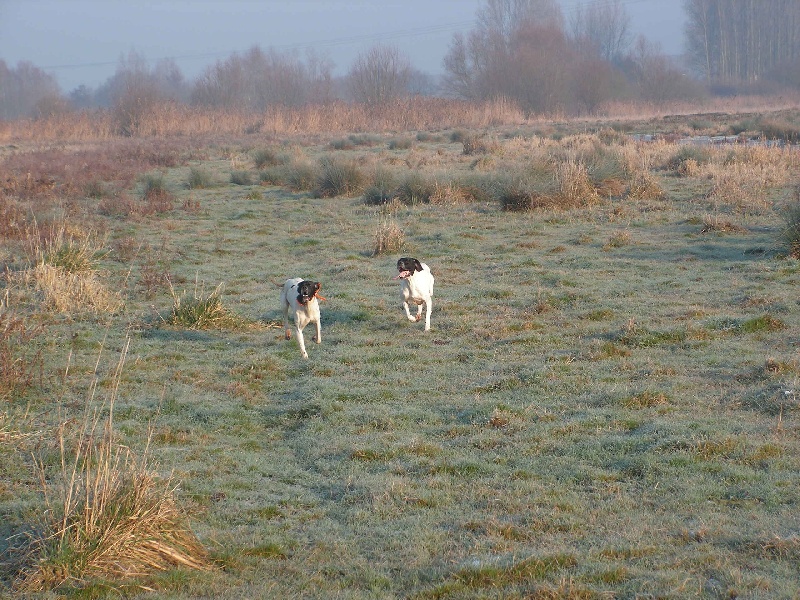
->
[396,257,423,279]
[296,280,321,305]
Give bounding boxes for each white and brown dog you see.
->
[280,278,325,358]
[395,257,434,331]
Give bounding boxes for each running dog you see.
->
[394,257,434,331]
[280,278,325,358]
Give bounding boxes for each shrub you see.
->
[388,137,413,150]
[187,167,214,189]
[430,181,470,205]
[626,170,665,201]
[284,161,320,192]
[230,170,253,186]
[462,135,501,156]
[314,157,366,198]
[363,168,398,205]
[449,129,468,143]
[253,147,282,169]
[395,172,437,204]
[758,117,800,143]
[665,146,712,173]
[140,173,175,213]
[782,199,800,258]
[555,160,600,208]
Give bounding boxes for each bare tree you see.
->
[442,0,564,103]
[0,60,62,120]
[570,0,632,63]
[347,44,411,106]
[684,0,800,87]
[191,46,333,109]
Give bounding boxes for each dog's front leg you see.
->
[403,301,417,323]
[296,326,309,359]
[313,319,321,344]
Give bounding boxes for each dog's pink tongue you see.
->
[393,270,411,280]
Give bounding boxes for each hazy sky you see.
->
[0,0,685,93]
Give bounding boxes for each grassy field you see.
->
[1,108,800,598]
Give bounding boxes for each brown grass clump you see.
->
[555,160,599,208]
[626,170,665,201]
[429,182,470,205]
[8,226,121,315]
[22,226,123,315]
[26,264,124,314]
[372,215,405,256]
[704,166,769,213]
[14,341,212,593]
[0,194,30,240]
[700,214,748,234]
[462,134,501,156]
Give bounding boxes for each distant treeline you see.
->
[2,0,800,122]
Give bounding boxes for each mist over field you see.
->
[2,0,800,598]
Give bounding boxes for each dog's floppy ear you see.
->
[414,259,423,272]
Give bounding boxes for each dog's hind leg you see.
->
[423,298,432,331]
[279,289,292,340]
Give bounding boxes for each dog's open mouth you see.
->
[394,270,411,280]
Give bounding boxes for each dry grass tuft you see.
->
[782,197,800,258]
[626,170,665,201]
[26,263,124,314]
[555,160,599,208]
[20,226,124,314]
[14,340,212,593]
[372,214,405,256]
[429,182,470,205]
[167,281,244,330]
[701,214,748,234]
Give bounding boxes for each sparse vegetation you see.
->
[14,342,212,592]
[2,105,800,599]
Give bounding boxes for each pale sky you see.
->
[0,0,685,93]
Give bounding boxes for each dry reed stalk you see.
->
[704,162,775,213]
[372,216,405,256]
[626,169,665,201]
[0,98,534,143]
[555,159,599,207]
[26,263,124,314]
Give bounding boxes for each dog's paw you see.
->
[301,351,309,359]
[312,336,321,344]
[285,330,292,340]
[415,314,422,322]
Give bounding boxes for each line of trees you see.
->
[684,0,800,89]
[441,0,703,113]
[4,0,800,123]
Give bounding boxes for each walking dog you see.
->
[280,278,325,358]
[395,257,434,331]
